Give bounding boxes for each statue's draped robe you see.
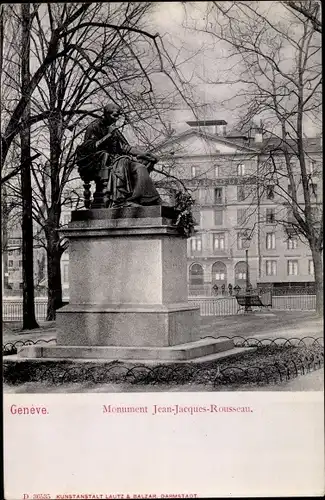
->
[78,118,161,207]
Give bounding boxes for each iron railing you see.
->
[188,294,315,315]
[2,299,47,321]
[3,336,323,387]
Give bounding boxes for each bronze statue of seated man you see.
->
[75,104,162,209]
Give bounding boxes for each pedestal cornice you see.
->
[61,206,182,238]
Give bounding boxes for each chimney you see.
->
[254,131,263,143]
[215,123,227,136]
[254,120,264,143]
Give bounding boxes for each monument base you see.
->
[56,303,199,347]
[17,337,242,363]
[18,206,246,366]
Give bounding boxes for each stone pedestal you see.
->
[18,206,243,363]
[56,206,199,348]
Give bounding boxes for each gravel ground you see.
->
[3,311,322,344]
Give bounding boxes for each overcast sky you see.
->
[147,1,321,138]
[149,2,233,132]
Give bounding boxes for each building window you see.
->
[8,250,13,256]
[215,165,220,178]
[18,260,23,267]
[63,264,69,283]
[214,209,223,225]
[63,214,70,225]
[193,210,201,227]
[213,233,225,250]
[190,189,200,204]
[311,206,321,221]
[237,208,246,226]
[310,183,318,197]
[287,208,296,223]
[309,161,316,174]
[266,208,275,223]
[237,164,245,176]
[237,186,246,202]
[214,187,223,204]
[265,260,277,276]
[237,233,246,250]
[235,261,247,282]
[287,260,298,276]
[212,262,227,283]
[189,263,204,286]
[8,260,13,267]
[190,236,202,252]
[266,185,274,200]
[266,233,276,250]
[287,237,298,250]
[191,165,196,178]
[308,260,314,275]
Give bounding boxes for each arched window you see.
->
[189,263,204,286]
[212,261,227,286]
[235,261,248,287]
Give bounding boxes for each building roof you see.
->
[186,119,227,127]
[226,130,249,139]
[255,136,322,154]
[152,128,259,154]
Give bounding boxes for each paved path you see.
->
[3,322,56,344]
[199,311,323,340]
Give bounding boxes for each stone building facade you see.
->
[154,120,321,294]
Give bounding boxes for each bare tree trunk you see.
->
[45,217,63,321]
[20,3,38,329]
[0,10,7,293]
[45,60,65,321]
[1,187,9,290]
[311,245,323,316]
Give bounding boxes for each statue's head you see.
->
[103,104,121,124]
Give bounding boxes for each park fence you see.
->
[3,337,323,387]
[271,294,316,311]
[189,293,316,316]
[2,293,316,321]
[2,298,47,322]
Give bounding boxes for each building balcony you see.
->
[188,248,233,260]
[197,202,228,210]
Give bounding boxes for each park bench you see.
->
[235,294,271,313]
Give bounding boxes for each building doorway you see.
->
[235,261,248,290]
[211,261,227,289]
[189,263,204,286]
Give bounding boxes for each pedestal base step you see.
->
[18,338,235,362]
